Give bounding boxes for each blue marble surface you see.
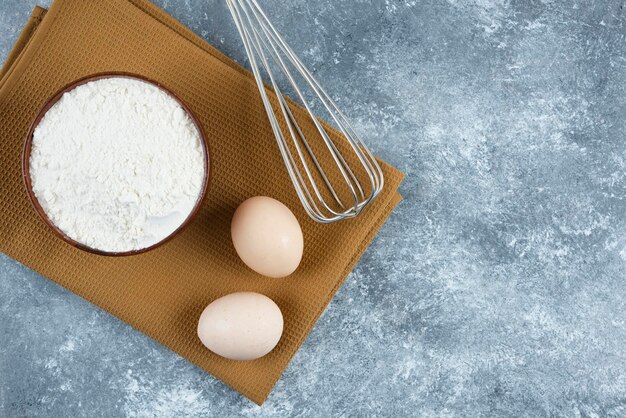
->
[2,0,626,416]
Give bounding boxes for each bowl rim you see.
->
[22,71,212,257]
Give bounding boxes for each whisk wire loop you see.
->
[226,0,384,223]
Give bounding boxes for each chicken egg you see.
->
[231,196,304,278]
[197,292,284,361]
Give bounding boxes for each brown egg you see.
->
[231,196,304,278]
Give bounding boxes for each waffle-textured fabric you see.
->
[0,0,404,404]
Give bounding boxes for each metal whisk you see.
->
[225,0,384,223]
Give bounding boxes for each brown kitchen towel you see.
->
[0,0,404,404]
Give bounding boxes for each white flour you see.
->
[29,77,206,252]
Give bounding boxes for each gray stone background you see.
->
[1,0,626,416]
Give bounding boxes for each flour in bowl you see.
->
[29,77,207,253]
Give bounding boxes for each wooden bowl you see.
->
[22,72,211,257]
